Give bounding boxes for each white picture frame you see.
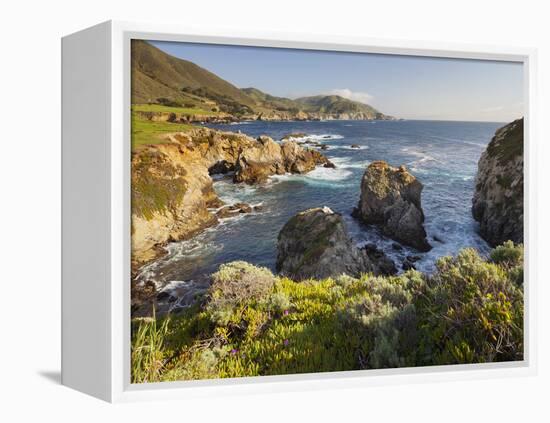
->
[61,20,538,403]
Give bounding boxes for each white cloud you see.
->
[326,88,374,105]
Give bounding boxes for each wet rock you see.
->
[354,161,431,251]
[323,161,336,169]
[276,207,396,280]
[392,242,403,251]
[216,202,254,218]
[281,132,307,140]
[362,244,398,275]
[350,144,361,149]
[402,259,416,271]
[432,234,445,244]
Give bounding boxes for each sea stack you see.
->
[353,161,431,251]
[472,118,524,246]
[276,207,396,281]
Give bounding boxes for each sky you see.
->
[151,40,524,122]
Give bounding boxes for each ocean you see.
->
[136,119,503,290]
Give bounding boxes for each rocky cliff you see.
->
[276,207,396,280]
[472,118,524,246]
[353,161,431,251]
[131,128,332,267]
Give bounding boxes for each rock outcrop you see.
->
[276,207,396,281]
[353,161,431,251]
[234,136,332,184]
[472,118,524,246]
[132,127,332,267]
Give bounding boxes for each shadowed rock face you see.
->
[276,207,396,281]
[472,118,524,246]
[353,161,431,252]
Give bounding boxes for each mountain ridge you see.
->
[131,40,395,121]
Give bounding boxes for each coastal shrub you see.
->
[206,261,275,326]
[491,241,523,267]
[267,291,291,314]
[156,97,182,108]
[416,248,523,365]
[131,246,524,382]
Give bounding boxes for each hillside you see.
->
[131,40,255,115]
[131,40,394,121]
[296,95,387,119]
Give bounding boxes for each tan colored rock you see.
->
[131,127,333,266]
[354,161,431,251]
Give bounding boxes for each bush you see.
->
[418,248,523,364]
[156,97,182,107]
[131,245,524,382]
[267,292,291,314]
[491,241,523,267]
[206,261,275,326]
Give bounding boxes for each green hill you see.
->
[132,40,256,115]
[295,95,385,119]
[132,40,393,120]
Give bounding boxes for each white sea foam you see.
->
[330,145,369,151]
[305,166,352,181]
[270,164,352,184]
[213,180,260,204]
[282,133,344,143]
[330,157,371,169]
[402,147,443,166]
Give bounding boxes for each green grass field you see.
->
[132,103,221,115]
[131,111,194,151]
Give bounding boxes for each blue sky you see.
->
[151,40,523,122]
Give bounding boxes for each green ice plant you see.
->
[131,243,524,382]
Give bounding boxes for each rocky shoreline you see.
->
[131,127,335,269]
[132,118,524,317]
[134,108,397,125]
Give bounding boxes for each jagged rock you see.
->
[281,132,307,140]
[354,161,431,251]
[276,207,396,280]
[233,136,285,183]
[362,244,398,275]
[402,259,416,271]
[216,202,254,218]
[432,234,445,244]
[472,118,523,246]
[131,126,332,267]
[323,161,336,169]
[234,138,330,184]
[208,160,234,175]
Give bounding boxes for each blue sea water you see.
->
[137,120,503,288]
